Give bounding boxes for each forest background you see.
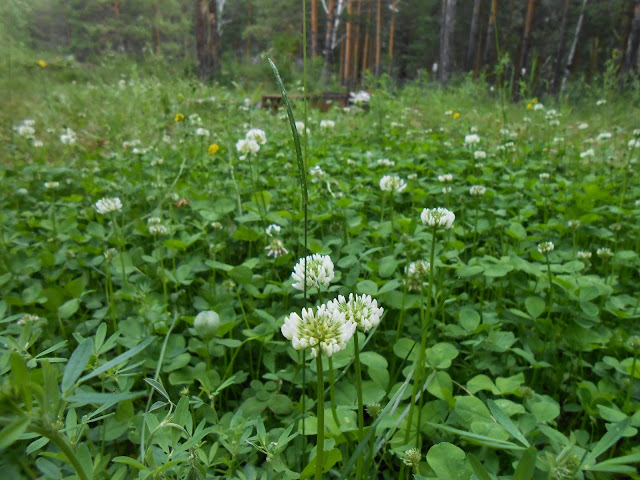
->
[3,0,640,100]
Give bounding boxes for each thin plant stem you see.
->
[403,226,437,448]
[353,333,365,480]
[327,356,340,427]
[315,354,325,480]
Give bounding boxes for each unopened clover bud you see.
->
[194,310,220,339]
[366,402,382,419]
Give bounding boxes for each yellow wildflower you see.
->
[38,60,47,68]
[532,97,538,104]
[453,112,460,120]
[208,144,219,155]
[174,113,184,122]
[527,103,533,110]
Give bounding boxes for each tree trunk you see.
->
[387,0,398,76]
[344,0,353,87]
[561,0,588,94]
[550,0,571,95]
[375,0,382,76]
[361,0,372,79]
[620,0,640,88]
[322,0,336,71]
[195,0,220,81]
[246,1,252,60]
[513,0,536,101]
[352,0,363,85]
[311,0,318,58]
[466,0,481,71]
[482,0,497,67]
[438,0,457,85]
[152,2,161,55]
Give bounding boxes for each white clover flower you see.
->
[95,197,122,215]
[320,119,335,130]
[291,254,335,291]
[438,173,453,183]
[538,241,554,254]
[377,158,395,167]
[533,103,545,111]
[597,132,612,141]
[327,293,384,332]
[577,122,589,130]
[596,99,607,106]
[549,119,560,126]
[188,113,202,125]
[580,148,595,158]
[266,224,281,236]
[281,303,356,357]
[310,165,326,183]
[266,239,288,258]
[610,222,622,232]
[442,186,452,194]
[567,219,581,229]
[104,248,118,261]
[464,134,480,145]
[553,136,564,143]
[403,448,422,468]
[539,172,550,181]
[349,90,370,105]
[628,139,640,150]
[379,175,407,193]
[60,127,77,145]
[406,260,430,291]
[16,124,36,137]
[420,207,455,229]
[194,310,220,339]
[149,223,168,235]
[195,127,210,137]
[407,173,418,180]
[44,181,59,189]
[635,199,640,207]
[474,150,487,160]
[577,250,592,260]
[596,247,612,259]
[33,139,44,147]
[211,221,223,230]
[246,128,267,145]
[236,138,260,159]
[16,188,28,195]
[295,121,310,134]
[470,185,486,196]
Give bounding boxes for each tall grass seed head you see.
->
[291,254,335,290]
[328,293,384,332]
[421,207,455,229]
[281,304,356,357]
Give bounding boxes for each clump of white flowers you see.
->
[291,254,335,291]
[538,241,555,254]
[438,173,453,183]
[95,197,123,215]
[195,127,210,137]
[60,127,77,145]
[281,303,356,357]
[420,207,455,229]
[320,119,335,130]
[349,90,371,105]
[147,217,168,235]
[464,134,480,145]
[474,150,487,160]
[246,128,267,145]
[327,294,384,332]
[379,175,407,193]
[15,119,36,138]
[470,185,486,196]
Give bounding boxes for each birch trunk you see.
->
[620,0,640,88]
[561,0,588,94]
[388,0,398,76]
[375,0,382,76]
[550,0,571,95]
[438,0,457,85]
[513,0,537,101]
[482,0,497,67]
[466,0,481,71]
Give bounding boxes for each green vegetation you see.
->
[1,57,640,480]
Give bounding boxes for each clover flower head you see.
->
[349,90,370,105]
[148,217,168,235]
[474,150,487,160]
[195,127,210,137]
[188,113,202,125]
[44,181,59,189]
[328,293,384,332]
[533,103,545,111]
[291,254,335,291]
[438,173,453,183]
[104,248,118,261]
[379,175,407,193]
[567,219,581,229]
[577,250,592,260]
[281,304,356,357]
[377,158,395,167]
[266,224,281,236]
[246,128,267,145]
[420,207,455,229]
[597,132,612,141]
[539,172,551,181]
[442,186,452,194]
[310,165,326,183]
[578,122,589,130]
[464,134,480,145]
[403,448,422,468]
[320,119,335,130]
[405,260,430,291]
[95,197,122,215]
[580,148,595,158]
[60,127,77,145]
[266,239,288,258]
[470,185,486,196]
[538,241,554,254]
[596,247,612,259]
[236,138,260,159]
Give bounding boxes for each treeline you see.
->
[3,0,640,96]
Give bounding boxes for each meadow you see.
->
[1,60,640,480]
